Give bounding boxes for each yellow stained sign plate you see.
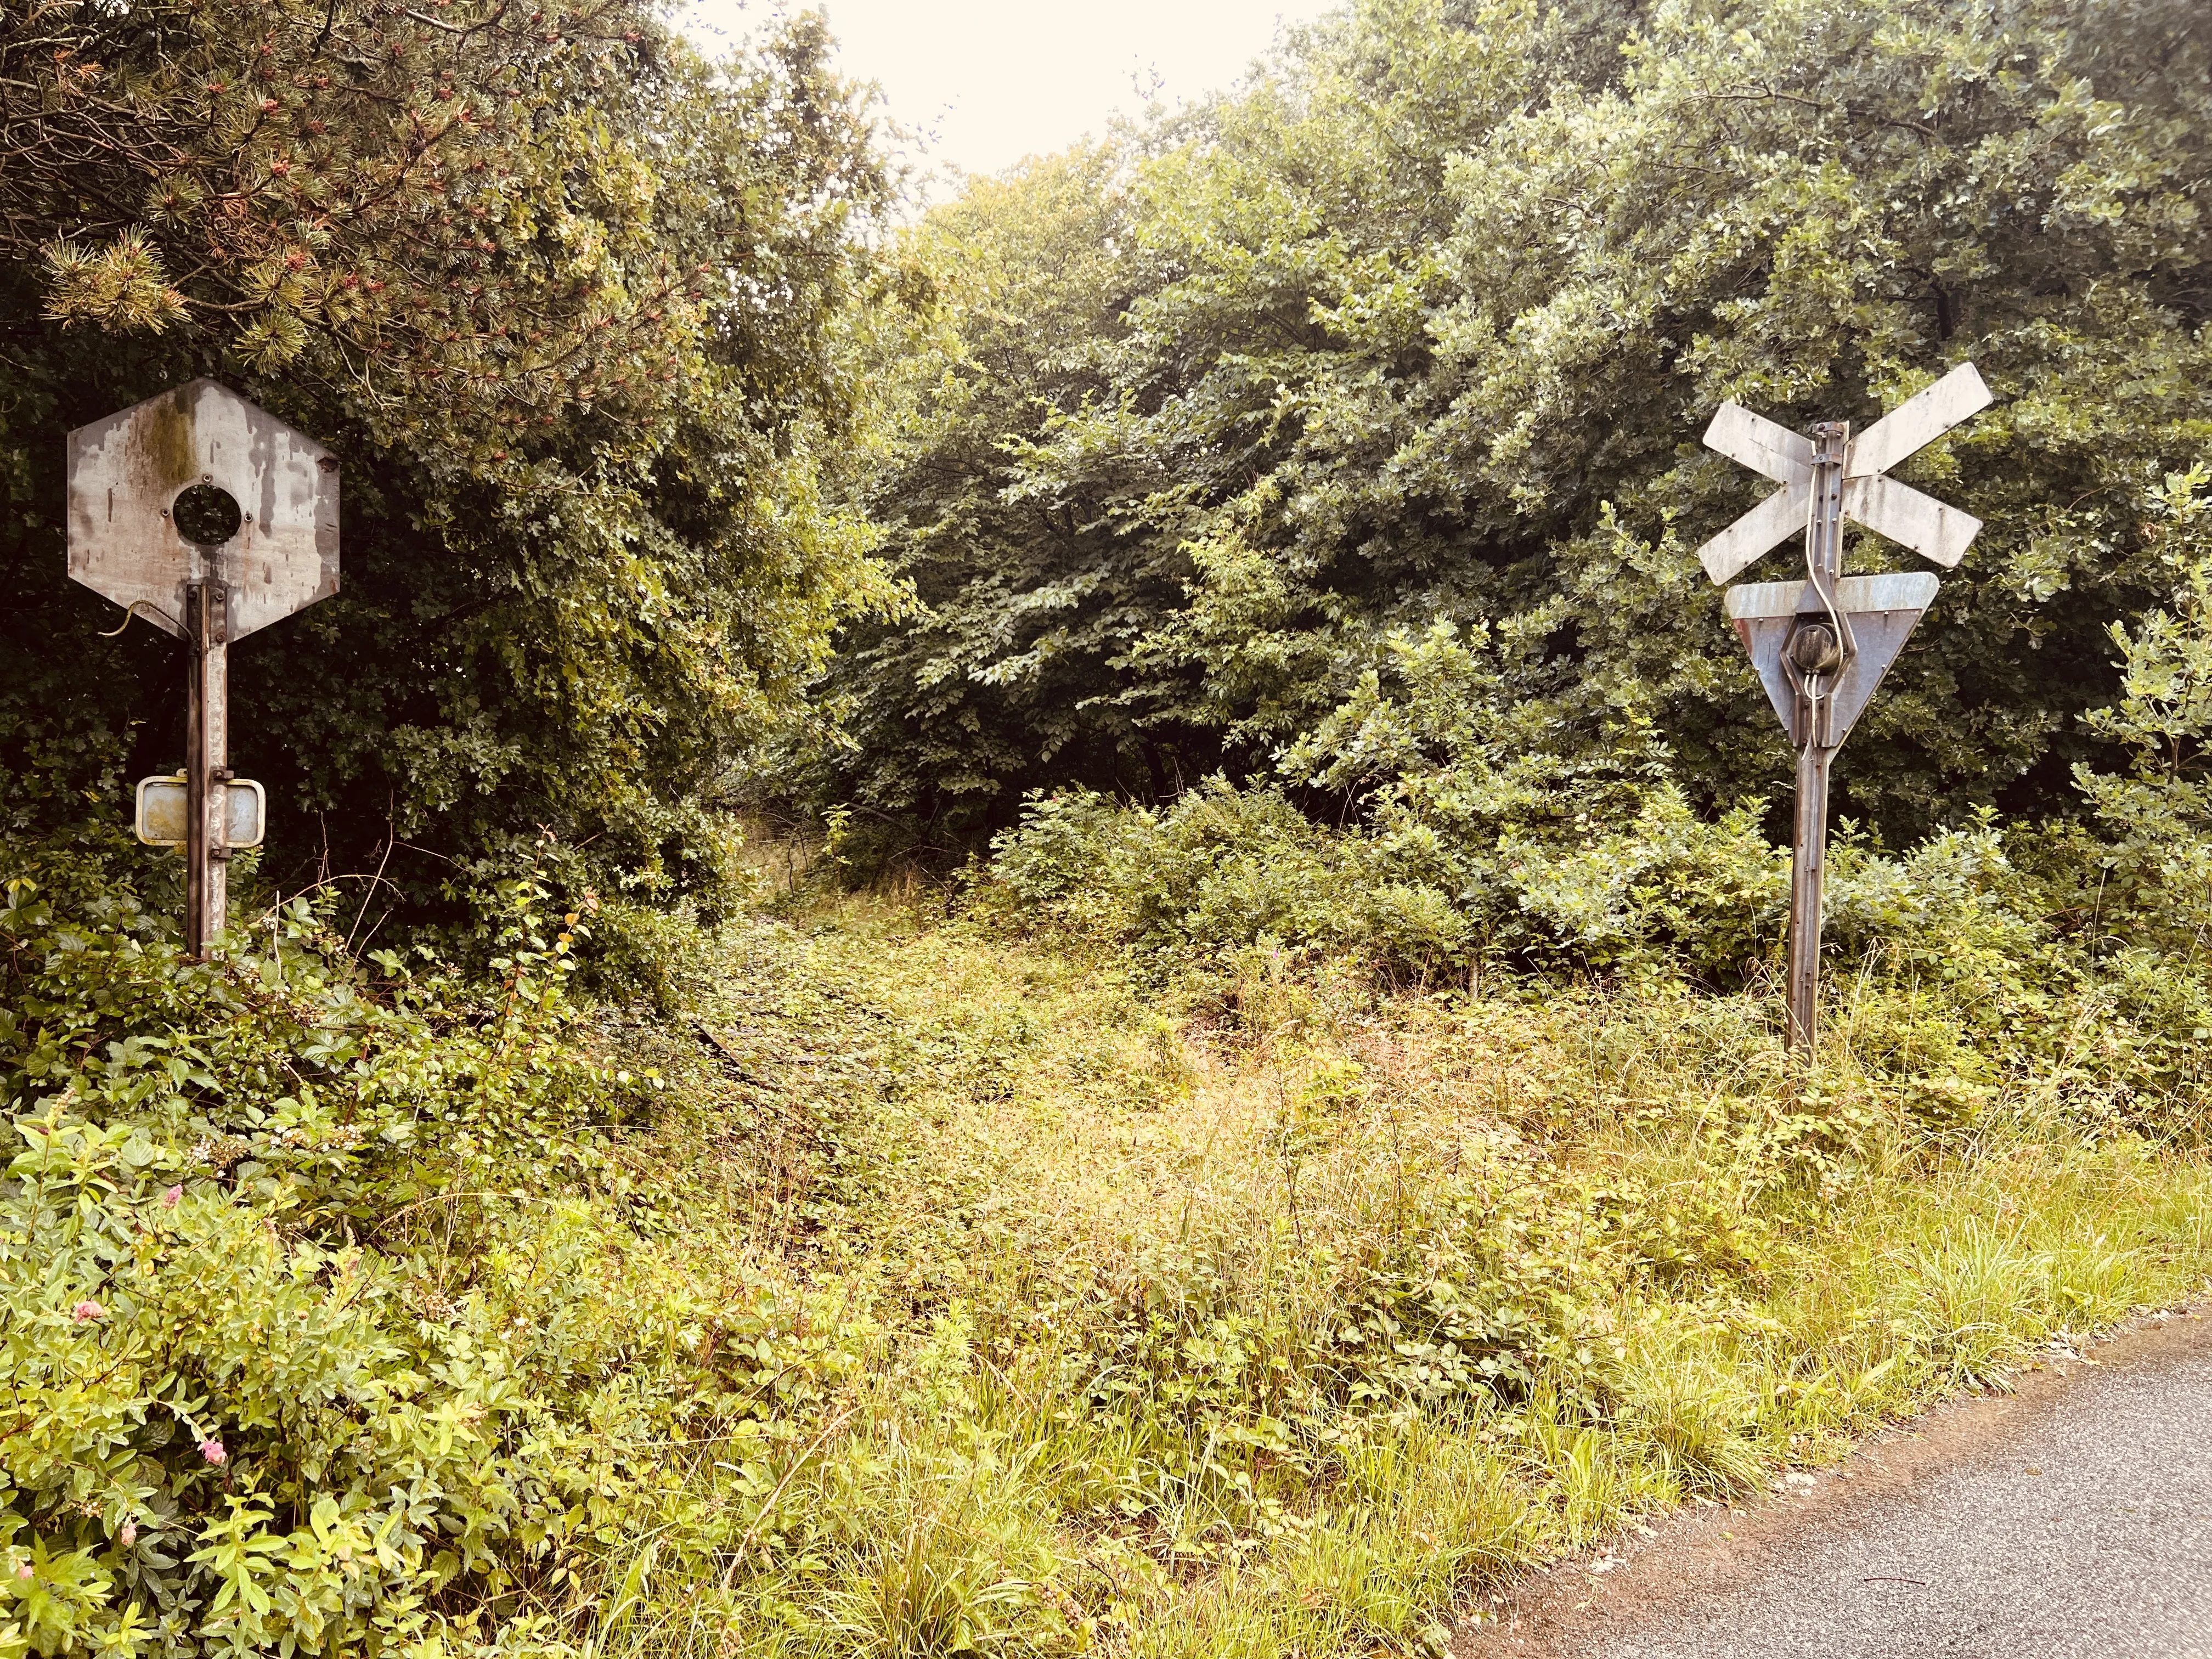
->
[135,776,266,848]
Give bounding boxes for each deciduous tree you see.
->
[824,0,2212,850]
[1,2,896,913]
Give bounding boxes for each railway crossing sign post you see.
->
[66,380,341,957]
[1692,364,1993,1054]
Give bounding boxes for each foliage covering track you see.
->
[10,854,2211,1658]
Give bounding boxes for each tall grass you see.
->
[594,896,2212,1657]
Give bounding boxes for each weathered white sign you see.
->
[136,775,266,848]
[66,380,340,955]
[67,377,340,639]
[1697,363,1993,585]
[1724,571,1940,748]
[1688,364,1994,1058]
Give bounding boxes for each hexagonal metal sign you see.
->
[66,377,340,640]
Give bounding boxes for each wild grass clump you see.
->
[9,825,2210,1659]
[581,900,2212,1657]
[1,833,873,1658]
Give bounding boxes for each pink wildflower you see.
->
[163,1184,183,1207]
[73,1300,105,1322]
[120,1523,138,1547]
[14,1564,29,1580]
[199,1438,225,1465]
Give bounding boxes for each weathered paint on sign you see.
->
[67,379,340,640]
[136,775,266,848]
[1692,368,1994,1056]
[1846,363,1993,481]
[1724,571,1940,748]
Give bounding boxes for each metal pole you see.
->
[1785,422,1850,1056]
[1786,742,1831,1051]
[183,573,229,957]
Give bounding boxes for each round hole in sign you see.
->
[172,483,242,545]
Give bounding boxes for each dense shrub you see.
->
[9,820,2210,1657]
[0,837,863,1657]
[1,2,895,917]
[981,507,2212,1138]
[819,0,2212,850]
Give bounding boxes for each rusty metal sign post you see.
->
[1693,364,1993,1055]
[66,380,340,957]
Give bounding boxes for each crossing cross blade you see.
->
[1695,363,1992,584]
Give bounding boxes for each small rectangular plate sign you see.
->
[135,776,266,848]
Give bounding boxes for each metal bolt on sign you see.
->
[1692,363,1994,1054]
[66,380,340,957]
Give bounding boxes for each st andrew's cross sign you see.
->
[1697,364,1993,585]
[67,380,341,955]
[1691,363,1993,1054]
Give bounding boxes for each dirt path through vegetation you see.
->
[1460,1307,2212,1659]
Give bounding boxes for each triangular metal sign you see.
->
[1723,571,1938,749]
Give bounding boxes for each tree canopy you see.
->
[2,0,895,911]
[822,0,2212,851]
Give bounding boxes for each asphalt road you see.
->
[1463,1310,2212,1659]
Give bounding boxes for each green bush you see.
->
[820,0,2212,854]
[2,4,896,917]
[980,511,2212,1143]
[0,836,870,1657]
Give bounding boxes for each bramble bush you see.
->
[9,814,2211,1659]
[0,833,872,1658]
[980,482,2212,1139]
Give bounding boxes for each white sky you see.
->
[682,1,1341,184]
